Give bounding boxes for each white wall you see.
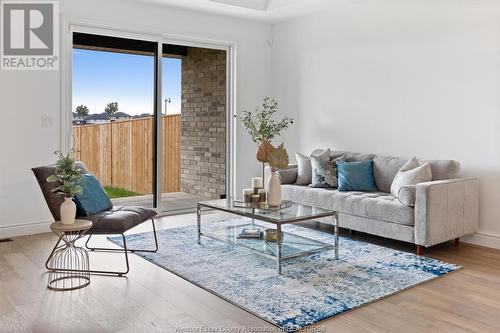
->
[271,0,500,248]
[0,0,271,237]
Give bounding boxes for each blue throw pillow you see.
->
[74,173,113,216]
[337,160,377,192]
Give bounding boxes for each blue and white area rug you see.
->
[109,218,459,332]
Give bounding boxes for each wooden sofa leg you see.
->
[416,245,424,256]
[454,238,460,247]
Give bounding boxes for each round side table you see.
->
[46,219,92,291]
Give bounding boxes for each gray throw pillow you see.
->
[390,157,432,198]
[278,168,298,184]
[295,152,312,185]
[310,149,340,188]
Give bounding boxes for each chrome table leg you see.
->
[197,203,202,244]
[277,224,282,274]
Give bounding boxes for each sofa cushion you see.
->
[278,167,298,184]
[281,184,336,209]
[82,206,157,234]
[332,191,414,226]
[281,184,414,226]
[373,156,460,191]
[422,160,460,180]
[312,149,376,162]
[373,156,407,192]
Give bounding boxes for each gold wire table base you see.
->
[46,220,92,291]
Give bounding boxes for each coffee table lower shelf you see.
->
[196,200,339,274]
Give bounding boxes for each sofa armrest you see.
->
[264,164,298,185]
[414,177,479,247]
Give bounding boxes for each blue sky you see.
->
[72,49,181,116]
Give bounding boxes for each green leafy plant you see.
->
[104,102,119,117]
[75,105,90,117]
[235,97,293,144]
[46,152,83,198]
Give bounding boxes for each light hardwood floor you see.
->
[1,212,500,333]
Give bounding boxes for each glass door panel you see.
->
[72,33,155,208]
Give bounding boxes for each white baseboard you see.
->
[462,232,500,250]
[0,220,52,239]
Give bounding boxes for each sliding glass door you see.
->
[72,32,228,213]
[72,33,156,208]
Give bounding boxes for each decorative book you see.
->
[238,228,262,239]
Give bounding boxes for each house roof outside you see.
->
[110,112,132,119]
[80,112,132,121]
[85,113,109,121]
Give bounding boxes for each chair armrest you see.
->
[414,177,479,246]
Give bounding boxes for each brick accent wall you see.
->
[180,47,226,198]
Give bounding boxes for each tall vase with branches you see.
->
[235,97,293,178]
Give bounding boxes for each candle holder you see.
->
[258,188,267,203]
[242,189,254,203]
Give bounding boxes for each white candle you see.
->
[252,177,263,189]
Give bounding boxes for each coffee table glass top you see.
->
[198,199,335,224]
[207,222,334,259]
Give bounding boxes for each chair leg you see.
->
[79,218,157,276]
[416,245,424,256]
[85,218,159,253]
[132,218,158,253]
[85,234,95,251]
[454,238,460,247]
[119,233,130,276]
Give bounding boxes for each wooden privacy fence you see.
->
[72,115,181,195]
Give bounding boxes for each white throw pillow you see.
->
[390,157,432,198]
[295,152,312,185]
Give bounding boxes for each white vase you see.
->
[267,170,281,206]
[60,197,76,225]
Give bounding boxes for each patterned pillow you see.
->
[310,149,340,188]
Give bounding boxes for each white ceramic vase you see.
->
[60,197,76,225]
[267,170,282,206]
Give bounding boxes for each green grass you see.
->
[104,186,141,199]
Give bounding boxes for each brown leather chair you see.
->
[32,163,158,276]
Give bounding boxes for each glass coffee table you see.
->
[197,199,338,274]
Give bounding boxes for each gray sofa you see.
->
[269,150,479,254]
